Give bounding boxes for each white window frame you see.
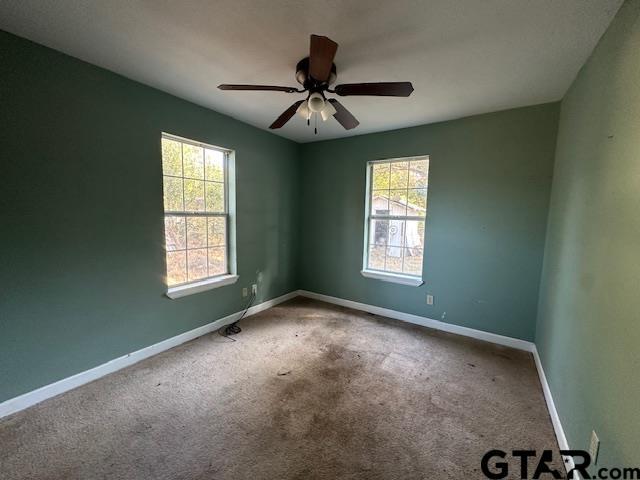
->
[161,133,238,299]
[361,156,429,287]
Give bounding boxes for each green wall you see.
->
[536,0,640,468]
[298,104,559,341]
[0,31,300,402]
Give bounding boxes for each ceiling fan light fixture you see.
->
[307,92,325,113]
[296,100,311,119]
[320,101,336,121]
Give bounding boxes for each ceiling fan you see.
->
[218,35,414,134]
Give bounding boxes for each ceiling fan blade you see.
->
[328,99,359,130]
[218,84,298,93]
[269,100,305,129]
[334,82,414,97]
[309,35,338,82]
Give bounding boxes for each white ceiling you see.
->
[0,0,622,143]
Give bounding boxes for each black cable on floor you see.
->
[218,291,255,342]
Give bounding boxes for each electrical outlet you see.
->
[426,294,434,305]
[252,284,258,295]
[589,431,600,464]
[242,287,248,298]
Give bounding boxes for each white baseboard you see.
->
[296,290,535,352]
[533,346,575,475]
[0,291,297,419]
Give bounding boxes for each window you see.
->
[161,133,237,298]
[362,156,429,286]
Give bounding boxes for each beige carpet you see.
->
[0,298,564,479]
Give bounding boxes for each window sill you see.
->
[360,270,424,287]
[166,274,239,299]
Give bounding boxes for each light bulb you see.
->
[320,101,336,121]
[307,92,325,113]
[296,100,311,120]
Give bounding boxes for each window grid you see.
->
[162,134,230,287]
[365,157,429,278]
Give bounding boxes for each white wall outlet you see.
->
[251,284,258,295]
[589,430,600,464]
[242,287,248,298]
[426,294,434,305]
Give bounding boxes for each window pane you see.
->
[404,220,425,249]
[408,159,428,188]
[205,182,225,213]
[187,248,208,280]
[370,219,389,246]
[205,149,224,182]
[371,191,389,214]
[388,220,405,247]
[390,161,409,189]
[208,247,227,276]
[408,188,427,213]
[365,158,428,277]
[372,163,390,190]
[186,216,207,249]
[164,215,186,251]
[166,251,187,286]
[163,176,183,211]
[183,144,204,179]
[162,136,231,285]
[389,190,408,216]
[385,245,404,272]
[368,245,386,271]
[161,138,182,177]
[184,179,205,212]
[403,248,423,276]
[207,217,226,247]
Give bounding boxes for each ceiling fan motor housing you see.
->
[296,57,337,89]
